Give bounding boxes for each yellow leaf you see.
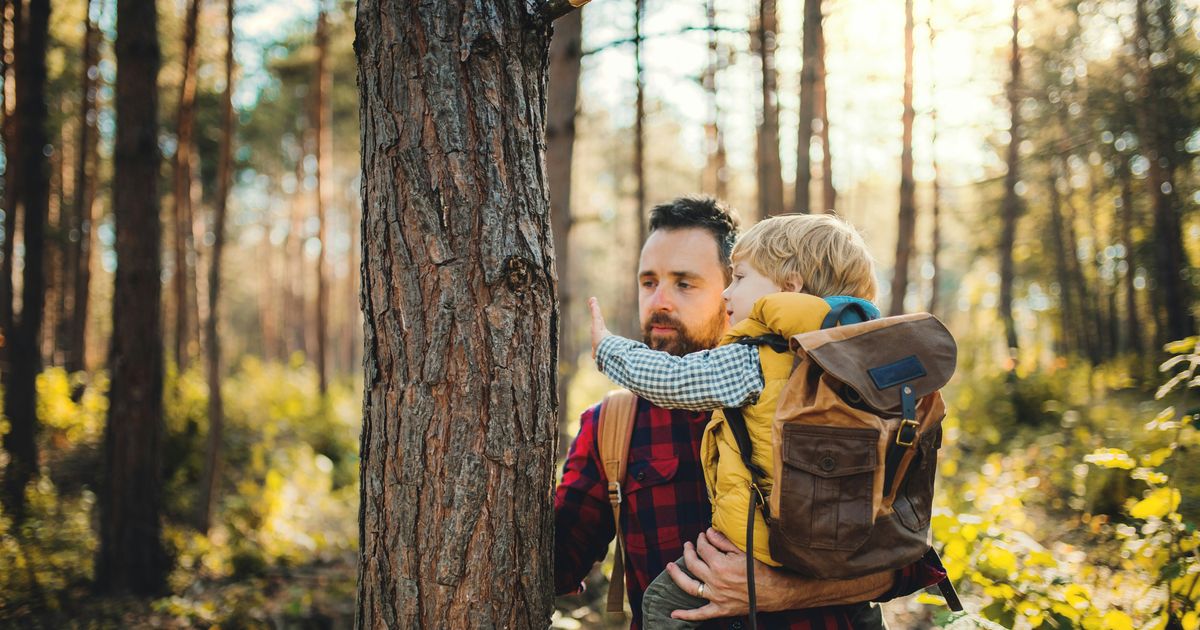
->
[1084,448,1137,470]
[1183,611,1199,630]
[1052,602,1082,622]
[1102,610,1133,630]
[1129,487,1181,519]
[1141,447,1174,468]
[915,592,946,606]
[981,544,1018,576]
[1064,584,1091,610]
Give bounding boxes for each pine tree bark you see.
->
[355,1,565,625]
[1,0,50,522]
[96,0,171,595]
[195,0,234,535]
[794,0,821,214]
[314,2,331,395]
[65,1,100,376]
[889,0,916,317]
[171,0,201,372]
[547,8,581,458]
[755,0,784,219]
[997,0,1022,352]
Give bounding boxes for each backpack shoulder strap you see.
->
[597,389,638,614]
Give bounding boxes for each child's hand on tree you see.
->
[589,297,611,359]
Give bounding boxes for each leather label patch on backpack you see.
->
[867,355,927,391]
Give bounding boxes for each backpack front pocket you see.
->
[775,424,878,552]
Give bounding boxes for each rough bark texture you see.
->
[998,0,1021,351]
[755,0,784,219]
[314,2,331,395]
[65,3,100,376]
[171,0,201,372]
[889,0,916,317]
[354,1,560,627]
[196,0,235,535]
[2,0,50,522]
[794,0,820,214]
[97,0,171,595]
[547,8,581,459]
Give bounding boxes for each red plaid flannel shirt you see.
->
[554,398,946,630]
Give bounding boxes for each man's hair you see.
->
[732,213,878,300]
[648,196,740,271]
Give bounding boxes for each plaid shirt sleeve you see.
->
[553,403,615,596]
[595,335,764,411]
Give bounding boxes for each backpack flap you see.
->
[789,313,957,418]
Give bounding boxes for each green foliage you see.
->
[929,338,1200,629]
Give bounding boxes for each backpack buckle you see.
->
[608,481,622,506]
[896,419,919,447]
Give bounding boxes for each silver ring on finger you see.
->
[697,583,706,599]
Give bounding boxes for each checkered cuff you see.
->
[595,335,763,411]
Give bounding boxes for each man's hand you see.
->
[666,528,895,621]
[588,297,612,358]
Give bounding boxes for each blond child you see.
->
[589,213,880,628]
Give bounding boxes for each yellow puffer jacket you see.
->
[700,292,833,566]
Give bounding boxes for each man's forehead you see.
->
[639,228,724,278]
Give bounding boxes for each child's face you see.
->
[722,261,787,325]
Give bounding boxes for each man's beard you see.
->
[642,307,728,357]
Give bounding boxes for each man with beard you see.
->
[553,197,944,629]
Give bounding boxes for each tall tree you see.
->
[815,22,834,214]
[1133,0,1194,343]
[755,0,784,218]
[195,0,235,534]
[0,0,16,365]
[170,0,201,372]
[889,0,916,316]
[794,0,822,214]
[314,1,331,395]
[354,0,571,624]
[997,0,1022,351]
[96,0,171,594]
[701,0,728,199]
[926,18,941,314]
[1,0,50,521]
[630,0,646,336]
[1117,153,1141,354]
[64,0,101,376]
[547,8,582,457]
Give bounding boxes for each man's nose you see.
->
[647,285,673,311]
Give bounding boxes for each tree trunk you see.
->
[195,0,234,535]
[1118,154,1141,354]
[794,0,820,214]
[1047,171,1077,355]
[354,1,563,625]
[816,18,834,214]
[171,0,201,373]
[547,8,581,459]
[701,0,727,199]
[889,0,916,317]
[631,0,646,336]
[997,0,1021,352]
[926,19,940,314]
[0,0,20,353]
[1,0,50,522]
[65,1,100,376]
[755,0,784,219]
[96,0,171,595]
[1133,0,1194,343]
[314,2,330,395]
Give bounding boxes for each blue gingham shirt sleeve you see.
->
[595,335,764,411]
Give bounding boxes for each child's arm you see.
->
[589,298,763,411]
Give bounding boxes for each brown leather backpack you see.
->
[725,309,962,625]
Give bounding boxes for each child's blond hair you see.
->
[731,214,877,300]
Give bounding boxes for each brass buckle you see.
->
[749,482,766,507]
[895,419,919,447]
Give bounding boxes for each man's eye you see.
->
[641,280,656,289]
[678,282,692,290]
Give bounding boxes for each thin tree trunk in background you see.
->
[0,0,20,355]
[65,3,100,376]
[354,1,562,625]
[2,0,50,522]
[1047,171,1077,355]
[1060,185,1096,361]
[97,0,171,594]
[794,0,820,214]
[631,0,646,337]
[196,0,234,534]
[926,19,940,314]
[47,110,64,366]
[755,0,784,219]
[547,8,581,458]
[889,0,916,316]
[997,0,1021,352]
[171,0,201,372]
[1118,154,1141,354]
[314,2,330,395]
[701,0,727,199]
[816,19,834,214]
[1133,0,1194,343]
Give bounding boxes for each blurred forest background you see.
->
[0,0,1198,627]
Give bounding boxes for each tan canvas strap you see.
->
[597,389,637,614]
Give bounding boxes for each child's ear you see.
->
[782,277,804,293]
